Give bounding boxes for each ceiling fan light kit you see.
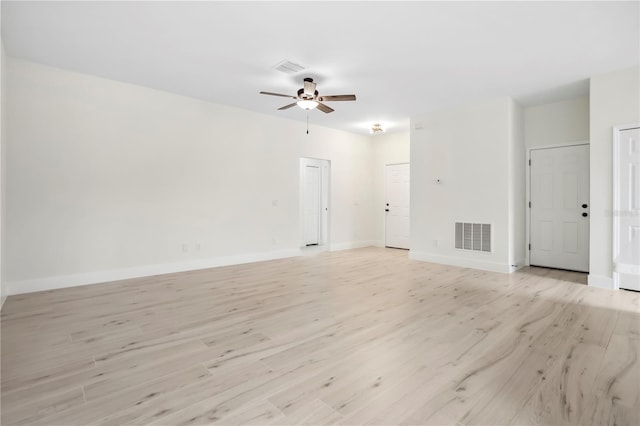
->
[370,123,385,134]
[297,100,318,110]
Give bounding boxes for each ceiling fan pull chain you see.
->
[306,112,309,135]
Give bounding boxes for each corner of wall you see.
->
[509,259,526,273]
[0,21,6,307]
[587,274,614,290]
[508,98,526,270]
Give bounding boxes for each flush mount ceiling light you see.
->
[297,100,319,110]
[370,123,385,134]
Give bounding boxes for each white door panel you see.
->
[614,127,640,290]
[530,145,589,272]
[300,158,330,248]
[385,163,410,249]
[320,163,330,245]
[303,165,320,246]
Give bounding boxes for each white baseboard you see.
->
[5,248,301,296]
[510,258,526,273]
[587,274,615,290]
[329,240,377,252]
[409,251,513,274]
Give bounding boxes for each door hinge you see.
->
[529,159,531,166]
[529,243,531,250]
[528,201,531,208]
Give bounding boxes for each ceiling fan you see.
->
[260,77,356,114]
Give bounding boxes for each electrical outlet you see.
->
[182,244,188,253]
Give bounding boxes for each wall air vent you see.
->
[273,60,305,74]
[455,222,491,252]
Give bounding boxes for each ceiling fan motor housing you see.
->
[297,88,318,100]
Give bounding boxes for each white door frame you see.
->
[299,157,330,248]
[613,124,640,290]
[384,162,410,249]
[525,141,589,267]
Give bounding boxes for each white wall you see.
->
[298,129,374,250]
[7,58,633,295]
[523,96,590,272]
[5,58,375,294]
[371,132,410,246]
[298,157,330,248]
[508,99,526,268]
[589,66,640,289]
[409,97,518,273]
[0,22,6,307]
[524,96,590,148]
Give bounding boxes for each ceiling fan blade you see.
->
[260,91,297,99]
[316,102,334,114]
[278,102,298,110]
[318,94,356,102]
[303,79,317,96]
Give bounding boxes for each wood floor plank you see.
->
[1,248,638,426]
[95,361,273,426]
[281,399,344,425]
[1,386,85,426]
[214,400,286,425]
[576,311,640,426]
[31,365,211,426]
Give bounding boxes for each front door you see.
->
[385,163,410,249]
[530,145,589,272]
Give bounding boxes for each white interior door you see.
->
[614,126,640,290]
[385,163,410,249]
[320,162,330,245]
[300,158,330,247]
[303,165,320,245]
[530,145,589,272]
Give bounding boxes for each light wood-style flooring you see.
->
[1,247,639,425]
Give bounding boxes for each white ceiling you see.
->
[2,1,638,135]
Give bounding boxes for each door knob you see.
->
[582,212,588,217]
[582,203,588,208]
